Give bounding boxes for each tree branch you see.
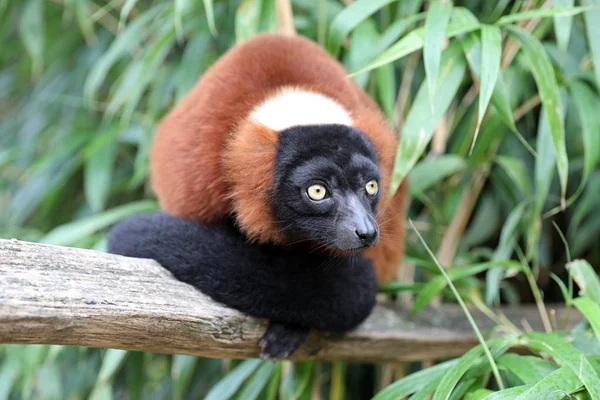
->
[0,239,581,363]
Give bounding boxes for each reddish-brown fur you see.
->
[150,33,406,284]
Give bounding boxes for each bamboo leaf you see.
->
[205,360,262,400]
[172,355,198,399]
[553,0,575,56]
[19,0,44,77]
[568,259,600,303]
[203,0,217,36]
[424,0,453,110]
[472,24,501,154]
[495,156,531,196]
[525,332,600,400]
[84,5,164,101]
[98,351,126,382]
[236,362,276,400]
[496,6,588,25]
[408,155,467,194]
[505,25,568,207]
[486,201,527,305]
[235,0,263,42]
[351,7,480,76]
[39,200,160,247]
[375,62,396,119]
[570,80,600,187]
[432,346,484,400]
[84,127,119,213]
[36,365,63,400]
[390,42,467,194]
[118,0,140,30]
[583,0,600,89]
[373,360,459,400]
[412,261,521,315]
[481,386,529,399]
[513,366,583,400]
[573,298,600,340]
[327,0,397,57]
[497,354,558,385]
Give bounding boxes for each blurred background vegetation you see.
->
[2,0,600,398]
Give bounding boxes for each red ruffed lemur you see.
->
[108,33,407,359]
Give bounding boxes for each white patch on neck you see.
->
[249,87,352,131]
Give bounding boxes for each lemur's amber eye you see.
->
[307,184,327,200]
[366,180,378,196]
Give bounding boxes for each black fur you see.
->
[107,213,377,357]
[272,124,381,251]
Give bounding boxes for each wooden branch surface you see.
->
[0,239,582,363]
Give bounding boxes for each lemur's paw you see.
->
[258,322,309,361]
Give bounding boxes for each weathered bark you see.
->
[0,238,581,363]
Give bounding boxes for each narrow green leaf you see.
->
[89,385,113,400]
[390,42,467,194]
[125,352,143,400]
[527,90,567,259]
[424,0,453,109]
[345,19,379,88]
[495,156,531,196]
[97,349,128,384]
[433,346,484,400]
[373,360,459,400]
[0,356,20,400]
[66,0,95,44]
[235,0,263,42]
[497,354,558,385]
[486,201,527,305]
[172,355,198,399]
[553,0,575,55]
[371,12,427,61]
[569,173,600,235]
[583,0,600,88]
[327,0,398,57]
[265,363,282,400]
[205,360,262,400]
[408,155,466,194]
[413,260,521,314]
[496,6,587,25]
[505,25,568,207]
[459,33,533,154]
[236,362,275,400]
[568,260,600,303]
[118,0,140,30]
[84,4,164,100]
[466,389,494,400]
[19,0,44,77]
[410,219,508,389]
[472,25,501,154]
[570,80,600,187]
[514,366,583,400]
[375,63,396,119]
[203,0,218,36]
[525,332,600,400]
[573,298,600,340]
[36,365,63,400]
[279,362,313,400]
[351,7,480,76]
[481,386,529,400]
[174,0,192,40]
[39,200,159,247]
[84,128,119,213]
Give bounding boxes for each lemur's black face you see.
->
[272,124,381,252]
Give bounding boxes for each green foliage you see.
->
[2,0,600,398]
